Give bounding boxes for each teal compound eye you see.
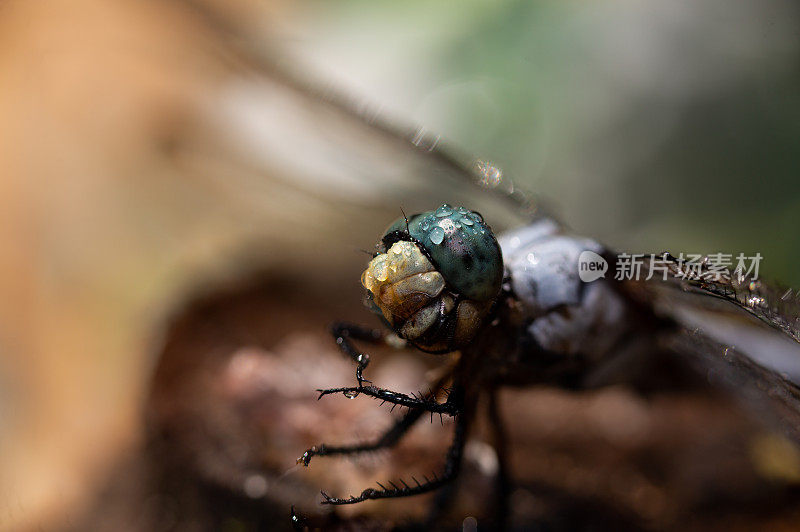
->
[365,204,503,353]
[381,204,504,303]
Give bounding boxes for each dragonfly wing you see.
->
[652,254,800,344]
[664,326,800,443]
[191,57,546,235]
[621,266,800,442]
[621,252,800,377]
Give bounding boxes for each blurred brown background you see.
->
[1,0,799,530]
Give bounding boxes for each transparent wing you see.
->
[665,327,800,443]
[623,253,800,375]
[185,0,550,224]
[620,256,800,441]
[657,253,800,344]
[159,26,557,283]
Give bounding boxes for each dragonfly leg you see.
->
[425,389,496,529]
[320,388,470,505]
[330,322,383,386]
[316,384,459,416]
[299,372,452,466]
[297,406,426,466]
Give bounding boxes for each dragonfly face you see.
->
[361,204,503,353]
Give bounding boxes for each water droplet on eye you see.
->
[438,218,456,233]
[430,227,445,245]
[374,261,388,281]
[435,205,453,217]
[421,221,430,231]
[343,390,360,399]
[462,217,474,226]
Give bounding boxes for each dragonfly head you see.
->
[361,204,503,353]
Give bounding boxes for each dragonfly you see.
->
[274,72,800,529]
[175,26,800,524]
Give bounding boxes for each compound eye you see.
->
[385,204,503,303]
[365,205,503,352]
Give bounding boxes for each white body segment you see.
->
[498,220,628,357]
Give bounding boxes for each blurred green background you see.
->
[291,0,800,283]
